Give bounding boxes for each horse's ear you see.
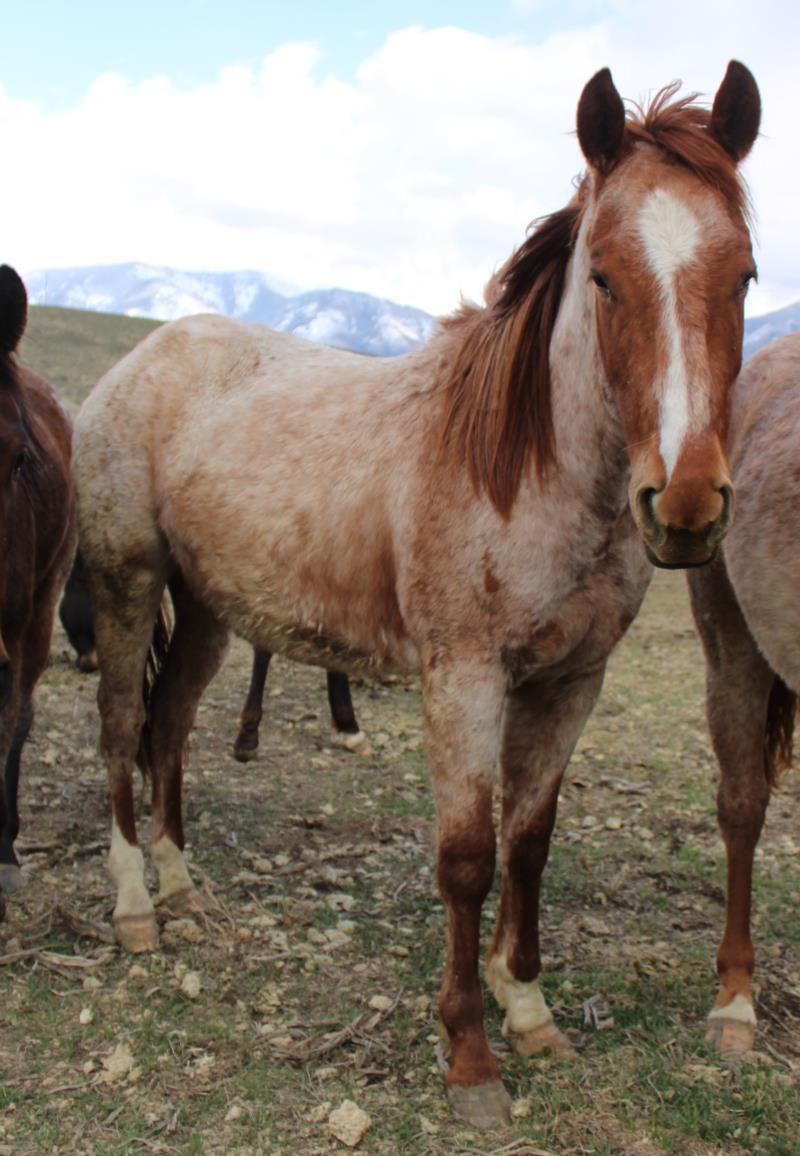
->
[0,265,28,354]
[710,61,760,162]
[577,68,626,175]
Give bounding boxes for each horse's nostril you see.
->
[636,487,663,540]
[719,483,734,525]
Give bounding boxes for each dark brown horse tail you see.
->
[136,602,173,776]
[765,674,797,787]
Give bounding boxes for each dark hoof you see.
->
[77,650,99,674]
[0,889,6,921]
[233,735,259,762]
[447,1080,512,1129]
[0,863,24,893]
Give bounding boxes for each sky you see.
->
[1,1,798,318]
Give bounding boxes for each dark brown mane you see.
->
[437,199,582,519]
[437,83,751,519]
[625,83,751,222]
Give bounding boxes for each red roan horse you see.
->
[73,65,760,1126]
[0,266,75,919]
[688,333,800,1060]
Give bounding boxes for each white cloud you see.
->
[1,8,798,316]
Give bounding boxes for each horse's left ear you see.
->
[577,68,626,175]
[710,61,761,162]
[0,265,28,354]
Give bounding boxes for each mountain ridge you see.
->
[24,261,800,360]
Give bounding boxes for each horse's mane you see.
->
[437,83,750,518]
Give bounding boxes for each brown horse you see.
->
[688,333,800,1060]
[73,64,759,1126]
[0,266,76,918]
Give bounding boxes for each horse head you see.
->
[577,62,760,568]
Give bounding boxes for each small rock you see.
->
[79,1007,94,1026]
[368,995,393,1012]
[605,816,623,830]
[224,1105,243,1122]
[83,975,102,992]
[101,1042,136,1084]
[181,971,202,999]
[328,1100,371,1148]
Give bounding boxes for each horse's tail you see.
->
[136,601,173,776]
[765,674,797,787]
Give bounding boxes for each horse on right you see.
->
[688,332,800,1058]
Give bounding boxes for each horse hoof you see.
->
[0,864,24,893]
[157,888,204,917]
[506,1020,575,1060]
[447,1081,512,1129]
[114,913,159,953]
[0,890,6,921]
[232,741,259,763]
[705,1016,755,1059]
[77,650,99,673]
[334,730,373,756]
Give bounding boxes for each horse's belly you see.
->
[164,520,419,676]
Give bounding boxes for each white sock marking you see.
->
[708,993,756,1025]
[638,189,706,479]
[109,819,153,921]
[151,835,194,900]
[488,953,553,1035]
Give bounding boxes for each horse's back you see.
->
[74,314,429,671]
[724,333,800,687]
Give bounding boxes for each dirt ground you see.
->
[1,569,799,1155]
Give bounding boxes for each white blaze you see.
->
[638,189,704,478]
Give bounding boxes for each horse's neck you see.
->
[547,234,628,515]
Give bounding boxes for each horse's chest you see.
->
[501,531,650,687]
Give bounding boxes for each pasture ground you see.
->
[1,570,799,1155]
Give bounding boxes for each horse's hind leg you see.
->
[487,669,604,1060]
[688,557,774,1057]
[233,648,271,762]
[147,574,229,913]
[93,565,168,952]
[327,672,369,752]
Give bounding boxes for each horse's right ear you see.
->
[0,265,28,354]
[577,68,626,176]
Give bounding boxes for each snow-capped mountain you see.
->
[25,263,437,356]
[25,261,800,361]
[743,301,800,359]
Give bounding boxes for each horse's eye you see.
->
[738,270,757,299]
[591,271,612,298]
[12,448,28,476]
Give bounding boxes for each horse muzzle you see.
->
[634,480,734,569]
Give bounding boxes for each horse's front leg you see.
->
[423,659,509,1128]
[688,561,774,1057]
[487,669,604,1058]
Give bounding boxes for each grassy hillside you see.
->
[21,304,160,415]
